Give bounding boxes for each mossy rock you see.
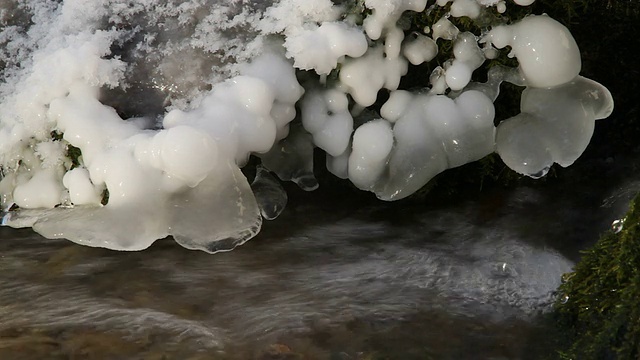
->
[550,6,640,356]
[554,192,640,359]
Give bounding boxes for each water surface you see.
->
[1,166,634,360]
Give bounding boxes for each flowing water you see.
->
[0,155,636,360]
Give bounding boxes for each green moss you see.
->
[51,131,83,169]
[554,193,640,359]
[50,131,63,141]
[100,188,109,206]
[66,144,82,169]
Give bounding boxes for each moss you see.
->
[554,193,640,359]
[66,144,82,169]
[51,131,83,169]
[100,188,109,206]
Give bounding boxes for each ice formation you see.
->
[0,0,614,252]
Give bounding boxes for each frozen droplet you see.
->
[528,166,550,179]
[561,273,573,283]
[251,166,288,220]
[611,218,625,233]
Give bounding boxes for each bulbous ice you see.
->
[339,46,408,107]
[372,90,496,200]
[446,61,473,91]
[241,52,306,141]
[13,169,65,209]
[487,15,581,88]
[63,167,103,205]
[450,0,481,18]
[496,76,614,177]
[301,89,353,157]
[363,0,428,41]
[138,126,219,188]
[446,32,485,91]
[349,119,394,190]
[381,90,413,122]
[9,160,262,253]
[402,33,438,66]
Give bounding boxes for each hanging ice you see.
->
[370,90,496,200]
[251,166,288,221]
[496,76,614,177]
[0,0,614,253]
[259,124,319,192]
[485,15,581,88]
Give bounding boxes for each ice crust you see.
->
[0,0,613,252]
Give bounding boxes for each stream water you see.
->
[0,152,636,359]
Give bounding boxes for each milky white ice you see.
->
[0,0,613,252]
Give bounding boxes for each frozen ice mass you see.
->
[0,0,614,252]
